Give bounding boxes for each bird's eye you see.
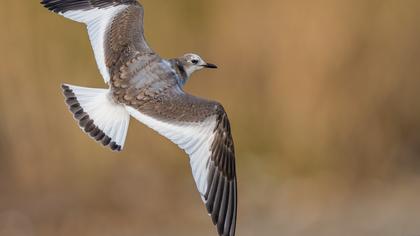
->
[191,59,199,64]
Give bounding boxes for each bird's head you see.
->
[180,53,218,77]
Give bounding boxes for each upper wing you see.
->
[125,87,237,236]
[41,0,154,84]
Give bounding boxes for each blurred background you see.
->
[1,0,420,235]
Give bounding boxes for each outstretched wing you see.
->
[125,87,237,236]
[41,0,154,84]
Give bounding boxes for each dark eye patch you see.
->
[191,59,199,64]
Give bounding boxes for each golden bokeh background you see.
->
[1,1,420,235]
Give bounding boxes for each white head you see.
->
[181,53,218,77]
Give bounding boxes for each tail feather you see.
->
[62,84,130,151]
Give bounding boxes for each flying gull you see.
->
[41,0,237,235]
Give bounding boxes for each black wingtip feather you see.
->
[206,170,220,213]
[211,176,225,224]
[217,179,229,235]
[204,108,237,236]
[40,0,139,14]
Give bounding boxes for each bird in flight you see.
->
[41,0,237,235]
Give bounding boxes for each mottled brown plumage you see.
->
[41,1,237,235]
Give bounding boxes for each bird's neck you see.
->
[169,59,189,86]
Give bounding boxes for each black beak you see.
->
[204,63,218,69]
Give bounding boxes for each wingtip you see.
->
[40,0,59,13]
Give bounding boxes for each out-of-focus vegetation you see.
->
[1,1,420,235]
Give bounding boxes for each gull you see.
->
[41,0,237,235]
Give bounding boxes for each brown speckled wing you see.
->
[125,87,237,236]
[41,0,155,84]
[104,3,155,77]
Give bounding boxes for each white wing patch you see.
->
[60,5,127,84]
[67,84,130,148]
[126,106,217,196]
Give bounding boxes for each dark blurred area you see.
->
[1,0,420,235]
